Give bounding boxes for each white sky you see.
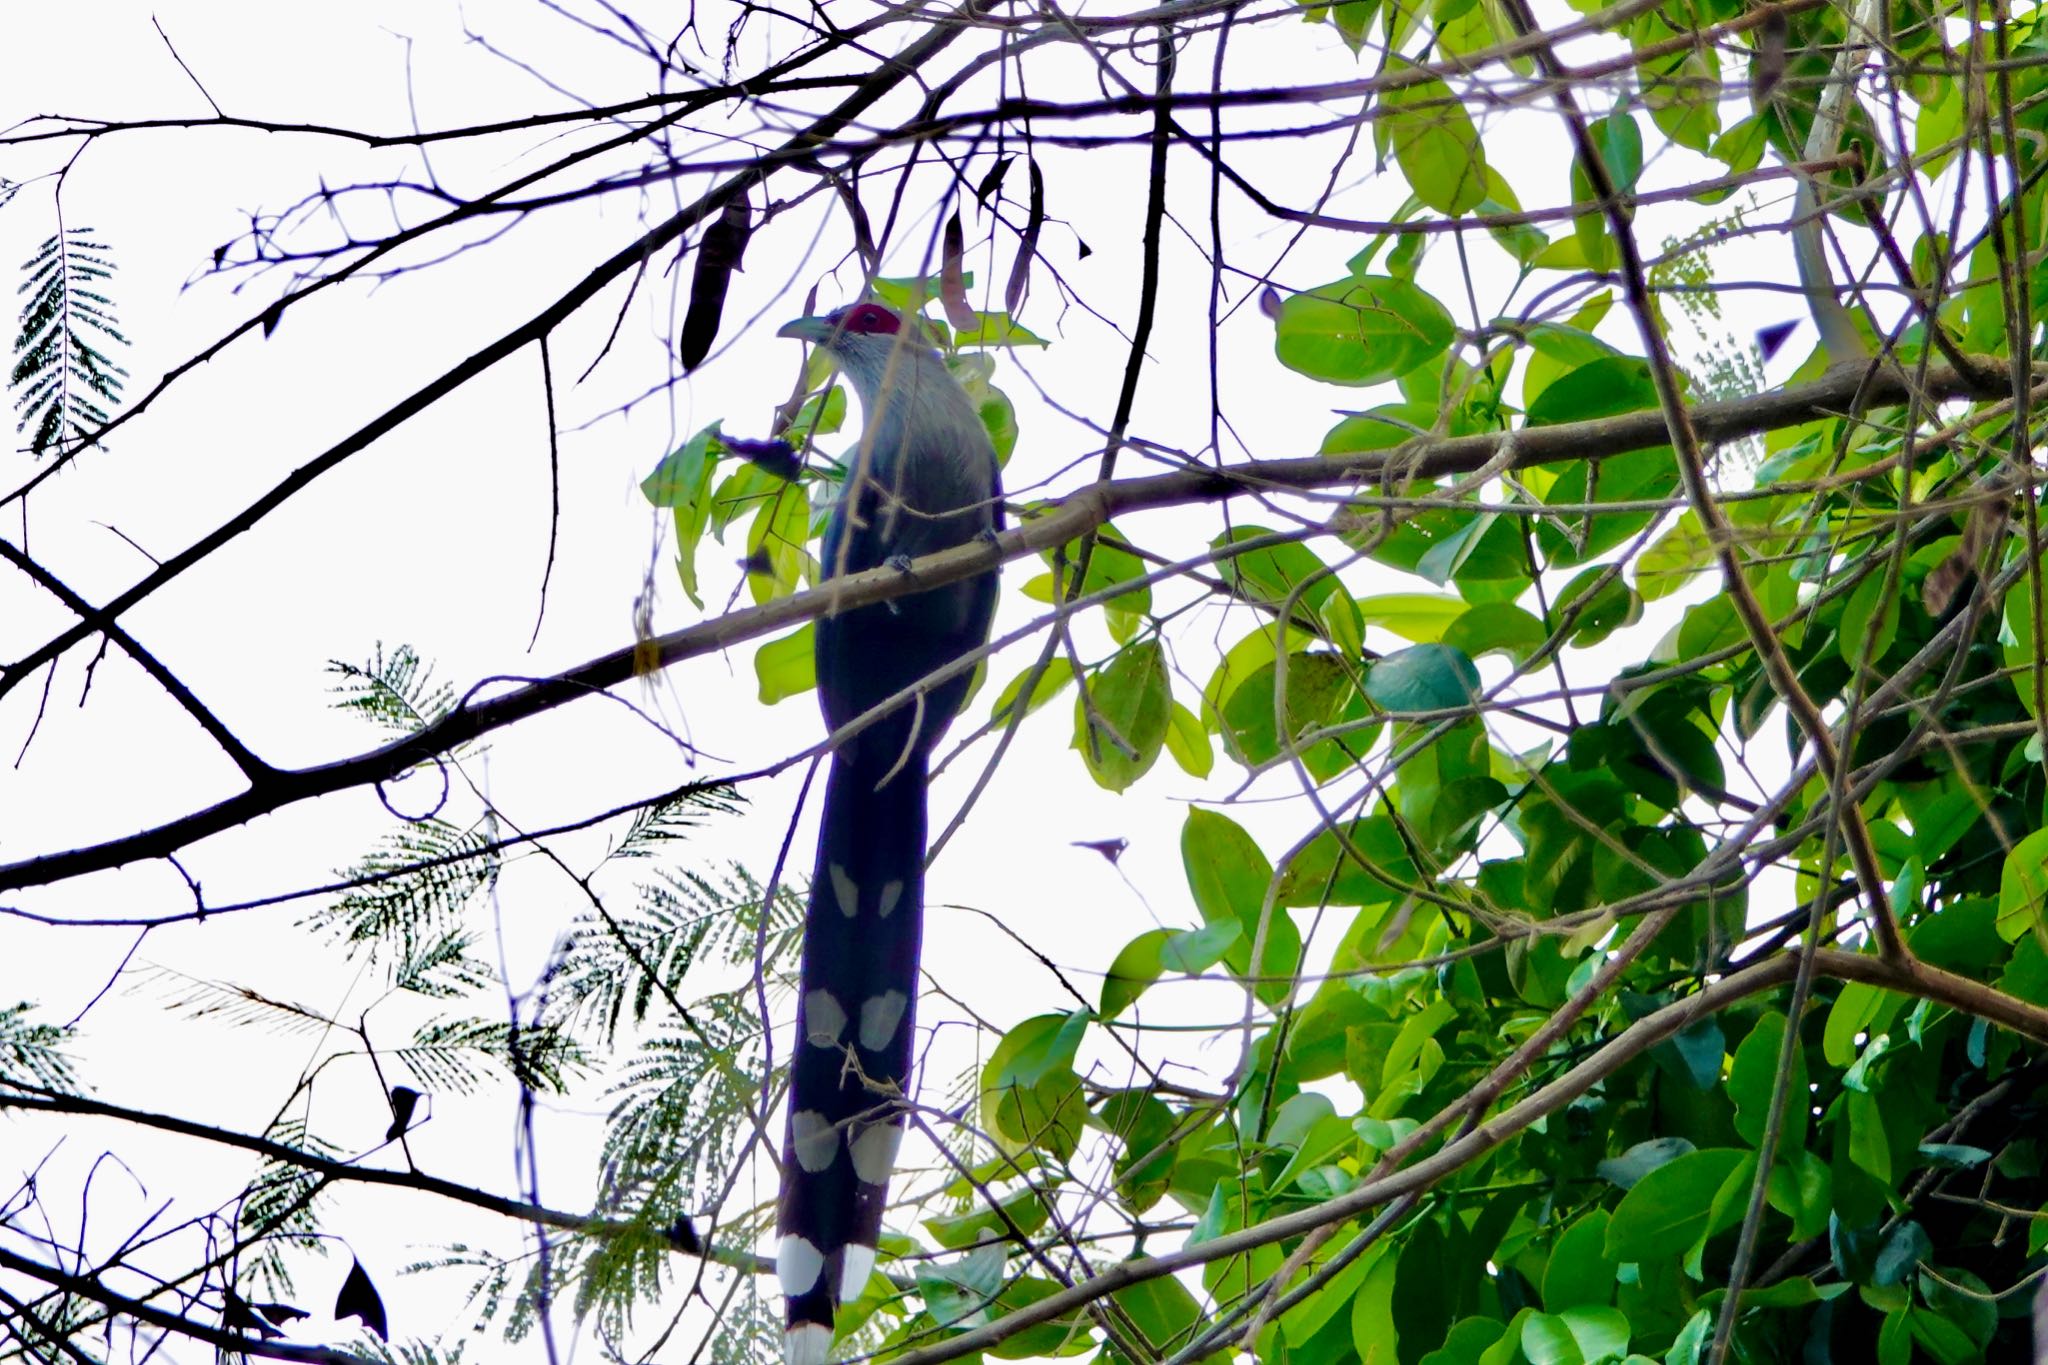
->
[0,1,1800,1359]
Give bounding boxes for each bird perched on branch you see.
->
[771,302,1002,1365]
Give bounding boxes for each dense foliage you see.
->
[6,1,2048,1364]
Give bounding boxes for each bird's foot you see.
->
[975,526,1002,549]
[885,553,915,575]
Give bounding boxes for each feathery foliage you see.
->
[11,228,128,455]
[0,1003,76,1092]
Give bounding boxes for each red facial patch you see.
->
[829,302,902,336]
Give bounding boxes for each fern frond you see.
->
[609,785,741,860]
[397,1017,588,1095]
[327,644,456,735]
[11,228,129,455]
[392,928,497,999]
[547,865,802,1044]
[239,1118,342,1297]
[316,816,499,970]
[0,1002,77,1091]
[602,990,768,1209]
[128,965,338,1037]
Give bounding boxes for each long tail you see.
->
[777,744,926,1365]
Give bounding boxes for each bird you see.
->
[771,301,1002,1365]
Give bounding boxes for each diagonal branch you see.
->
[0,356,2019,895]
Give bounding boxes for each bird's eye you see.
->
[837,303,901,336]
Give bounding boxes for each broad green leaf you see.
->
[1728,1010,1808,1152]
[1353,592,1469,643]
[753,624,816,704]
[1605,1148,1746,1263]
[952,311,1047,347]
[792,384,846,436]
[1542,1209,1617,1311]
[1110,1273,1201,1355]
[1160,920,1242,973]
[992,657,1075,723]
[1101,930,1170,1017]
[1521,1305,1628,1365]
[1073,640,1170,792]
[979,1013,1089,1157]
[1839,565,1902,670]
[923,1187,1049,1250]
[1321,402,1434,454]
[1996,826,2048,946]
[1274,276,1457,385]
[644,423,724,606]
[1203,623,1313,723]
[1383,74,1488,214]
[871,272,964,313]
[1164,700,1213,777]
[744,482,812,604]
[988,1277,1088,1359]
[1219,652,1366,777]
[1636,513,1713,601]
[1349,1245,1401,1363]
[915,1243,1005,1329]
[1823,979,1888,1067]
[1365,643,1481,712]
[1595,111,1644,194]
[1596,1137,1696,1191]
[1182,809,1296,1005]
[1443,601,1548,665]
[1215,527,1337,609]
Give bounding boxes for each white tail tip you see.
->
[784,1322,833,1365]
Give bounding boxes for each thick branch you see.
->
[0,357,2017,895]
[880,947,2048,1365]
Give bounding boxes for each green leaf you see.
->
[871,273,963,313]
[1274,276,1457,386]
[1543,1210,1617,1311]
[1110,1273,1202,1355]
[1218,652,1366,776]
[1101,930,1170,1018]
[991,657,1076,723]
[744,482,813,604]
[1595,111,1644,194]
[1365,643,1481,712]
[1073,640,1170,792]
[953,311,1048,347]
[1605,1148,1746,1263]
[1353,592,1469,643]
[1596,1137,1696,1191]
[988,1277,1088,1358]
[922,1186,1050,1250]
[1182,809,1296,1005]
[1823,980,1888,1067]
[979,1013,1089,1157]
[1839,566,1902,670]
[1996,827,2048,946]
[1215,528,1337,609]
[1635,513,1713,601]
[1525,355,1659,426]
[915,1244,1005,1329]
[1383,74,1489,214]
[1728,1010,1808,1153]
[753,625,816,704]
[1349,1246,1401,1363]
[1164,700,1214,777]
[1160,920,1242,973]
[643,424,724,606]
[1521,1306,1628,1365]
[1442,601,1548,665]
